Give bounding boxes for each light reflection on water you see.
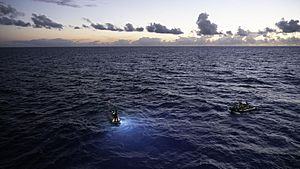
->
[105,115,155,154]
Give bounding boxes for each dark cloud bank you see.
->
[0,16,31,27]
[0,3,31,27]
[0,3,24,18]
[276,18,300,33]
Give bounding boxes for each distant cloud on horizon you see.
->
[237,26,250,36]
[83,18,124,31]
[258,27,276,35]
[3,33,300,47]
[226,31,233,36]
[124,23,144,32]
[146,23,183,35]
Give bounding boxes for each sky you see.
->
[0,0,300,46]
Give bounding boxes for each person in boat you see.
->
[112,110,120,123]
[230,101,255,112]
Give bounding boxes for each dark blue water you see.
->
[0,47,299,169]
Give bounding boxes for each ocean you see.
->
[0,47,299,169]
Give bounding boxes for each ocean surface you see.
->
[0,47,299,169]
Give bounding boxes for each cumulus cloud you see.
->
[136,27,144,32]
[31,13,63,29]
[0,3,24,18]
[0,17,31,27]
[91,23,105,30]
[237,26,249,36]
[124,23,144,32]
[196,13,219,35]
[106,23,123,31]
[84,18,123,31]
[276,18,300,33]
[146,23,183,35]
[74,26,80,29]
[226,31,233,36]
[124,23,134,31]
[258,27,276,34]
[0,3,30,27]
[82,24,89,28]
[82,17,92,23]
[33,0,96,8]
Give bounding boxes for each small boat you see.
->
[229,102,256,114]
[111,117,120,124]
[111,110,121,124]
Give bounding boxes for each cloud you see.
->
[132,37,163,45]
[265,27,276,33]
[74,26,80,29]
[146,23,183,35]
[106,23,123,31]
[84,4,97,7]
[110,39,131,46]
[0,3,30,27]
[2,34,300,47]
[33,0,96,8]
[258,27,276,34]
[276,18,300,33]
[0,17,31,27]
[84,18,123,31]
[91,23,105,30]
[1,38,104,47]
[82,17,92,23]
[2,38,77,47]
[0,3,24,18]
[124,23,134,31]
[196,13,219,35]
[136,27,144,32]
[82,24,89,28]
[31,13,63,29]
[124,23,144,32]
[171,34,300,46]
[226,31,233,36]
[237,26,249,36]
[90,23,123,31]
[173,37,198,45]
[34,0,79,8]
